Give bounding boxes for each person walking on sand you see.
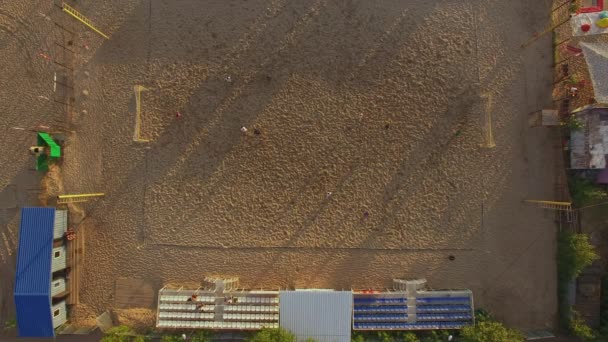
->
[175,111,182,119]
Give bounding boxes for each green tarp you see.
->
[37,132,61,158]
[35,132,61,171]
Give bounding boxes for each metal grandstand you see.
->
[156,278,279,330]
[156,278,474,333]
[352,279,474,331]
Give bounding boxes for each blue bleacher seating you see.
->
[416,304,471,313]
[416,297,470,304]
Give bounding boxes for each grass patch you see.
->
[3,318,16,332]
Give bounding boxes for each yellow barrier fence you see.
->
[57,193,105,204]
[133,85,149,142]
[62,3,109,39]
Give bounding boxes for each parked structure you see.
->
[32,132,61,171]
[280,290,353,342]
[14,207,69,337]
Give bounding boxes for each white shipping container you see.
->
[52,301,68,328]
[53,210,68,240]
[51,246,67,272]
[50,278,66,297]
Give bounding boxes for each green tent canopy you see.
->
[37,132,61,158]
[35,132,61,171]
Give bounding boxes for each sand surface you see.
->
[0,0,559,332]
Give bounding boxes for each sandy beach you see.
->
[0,0,558,332]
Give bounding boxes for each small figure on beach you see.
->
[326,192,332,198]
[225,75,232,83]
[175,111,182,119]
[64,228,76,241]
[38,52,52,61]
[240,126,248,133]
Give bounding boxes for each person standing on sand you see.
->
[175,111,182,119]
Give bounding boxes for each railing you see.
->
[61,3,109,39]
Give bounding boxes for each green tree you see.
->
[351,332,366,342]
[558,232,599,281]
[248,328,296,342]
[376,331,393,342]
[160,335,184,342]
[570,311,596,341]
[100,325,136,342]
[100,336,130,342]
[565,116,585,131]
[420,330,452,342]
[401,332,420,342]
[474,309,495,324]
[570,176,607,207]
[190,331,213,342]
[460,321,524,342]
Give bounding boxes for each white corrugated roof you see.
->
[581,43,608,104]
[279,290,352,342]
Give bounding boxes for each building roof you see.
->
[570,107,608,169]
[14,207,56,337]
[580,43,608,104]
[279,290,352,342]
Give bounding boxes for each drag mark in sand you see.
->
[148,242,475,252]
[480,93,495,148]
[1,231,13,257]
